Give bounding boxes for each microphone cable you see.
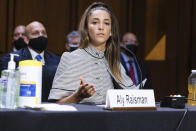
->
[101,57,135,88]
[175,108,188,131]
[120,46,144,89]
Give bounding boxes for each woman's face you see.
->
[88,9,111,49]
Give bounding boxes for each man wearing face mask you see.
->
[120,32,151,89]
[12,25,28,51]
[65,30,80,52]
[0,25,27,69]
[0,21,61,102]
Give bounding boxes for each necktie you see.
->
[35,55,42,61]
[129,61,136,85]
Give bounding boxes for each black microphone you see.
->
[120,45,143,89]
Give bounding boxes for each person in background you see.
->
[48,2,137,104]
[120,32,151,89]
[65,30,80,52]
[0,25,27,69]
[0,21,60,102]
[12,25,28,51]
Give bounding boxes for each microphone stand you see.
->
[121,46,144,89]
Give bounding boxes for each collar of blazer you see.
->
[83,45,105,59]
[23,47,51,61]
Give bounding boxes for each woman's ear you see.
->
[110,32,112,36]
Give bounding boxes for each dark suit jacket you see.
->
[120,54,152,89]
[0,47,60,102]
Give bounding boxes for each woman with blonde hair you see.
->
[49,2,137,104]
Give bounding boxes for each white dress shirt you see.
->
[28,47,45,65]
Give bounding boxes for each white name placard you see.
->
[105,89,156,110]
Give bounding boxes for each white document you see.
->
[24,103,77,111]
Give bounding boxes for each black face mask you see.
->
[13,37,27,50]
[28,36,48,52]
[125,45,138,57]
[70,47,78,52]
[69,43,79,52]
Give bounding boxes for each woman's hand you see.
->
[75,77,95,100]
[57,77,95,104]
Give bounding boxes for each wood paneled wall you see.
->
[191,0,196,69]
[0,0,195,101]
[133,0,194,100]
[0,0,133,55]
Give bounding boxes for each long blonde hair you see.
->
[79,2,122,81]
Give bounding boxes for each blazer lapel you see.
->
[134,58,142,82]
[44,50,51,66]
[120,54,129,76]
[21,48,33,60]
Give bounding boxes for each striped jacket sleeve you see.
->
[48,52,80,100]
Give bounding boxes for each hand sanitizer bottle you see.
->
[1,54,20,109]
[0,78,4,108]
